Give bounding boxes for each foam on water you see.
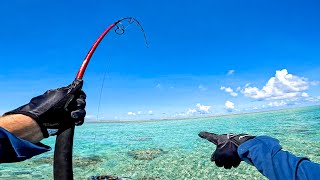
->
[1,106,319,179]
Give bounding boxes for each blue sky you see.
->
[0,0,319,120]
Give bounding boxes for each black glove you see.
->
[198,132,255,169]
[4,79,86,138]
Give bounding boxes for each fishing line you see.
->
[91,17,149,155]
[93,57,110,155]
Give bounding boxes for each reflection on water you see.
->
[0,106,319,179]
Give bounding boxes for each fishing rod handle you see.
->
[54,124,75,180]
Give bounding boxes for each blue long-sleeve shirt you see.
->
[238,136,320,180]
[0,127,50,163]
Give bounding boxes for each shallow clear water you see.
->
[1,106,319,179]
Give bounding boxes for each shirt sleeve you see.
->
[0,127,51,163]
[238,136,320,180]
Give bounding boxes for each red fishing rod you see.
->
[53,17,148,180]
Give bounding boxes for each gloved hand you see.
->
[198,132,255,169]
[4,79,86,138]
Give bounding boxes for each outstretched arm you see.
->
[0,114,43,143]
[199,132,320,180]
[238,136,320,180]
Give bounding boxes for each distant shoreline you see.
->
[86,105,319,123]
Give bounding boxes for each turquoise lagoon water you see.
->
[1,106,320,179]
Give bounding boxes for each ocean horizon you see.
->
[87,105,319,123]
[1,105,319,179]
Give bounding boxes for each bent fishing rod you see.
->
[53,17,148,180]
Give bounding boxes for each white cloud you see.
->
[301,92,309,97]
[242,69,310,100]
[128,112,136,116]
[128,110,154,116]
[186,108,197,115]
[198,84,207,91]
[220,86,238,97]
[227,70,235,75]
[196,103,211,113]
[225,101,235,111]
[177,103,212,117]
[268,100,287,107]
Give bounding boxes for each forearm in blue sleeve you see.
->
[238,136,320,180]
[0,127,51,163]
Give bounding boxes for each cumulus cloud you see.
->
[176,103,212,117]
[242,69,311,100]
[225,101,235,111]
[227,70,235,75]
[128,110,154,116]
[128,112,136,116]
[186,108,197,115]
[220,86,238,97]
[196,103,211,113]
